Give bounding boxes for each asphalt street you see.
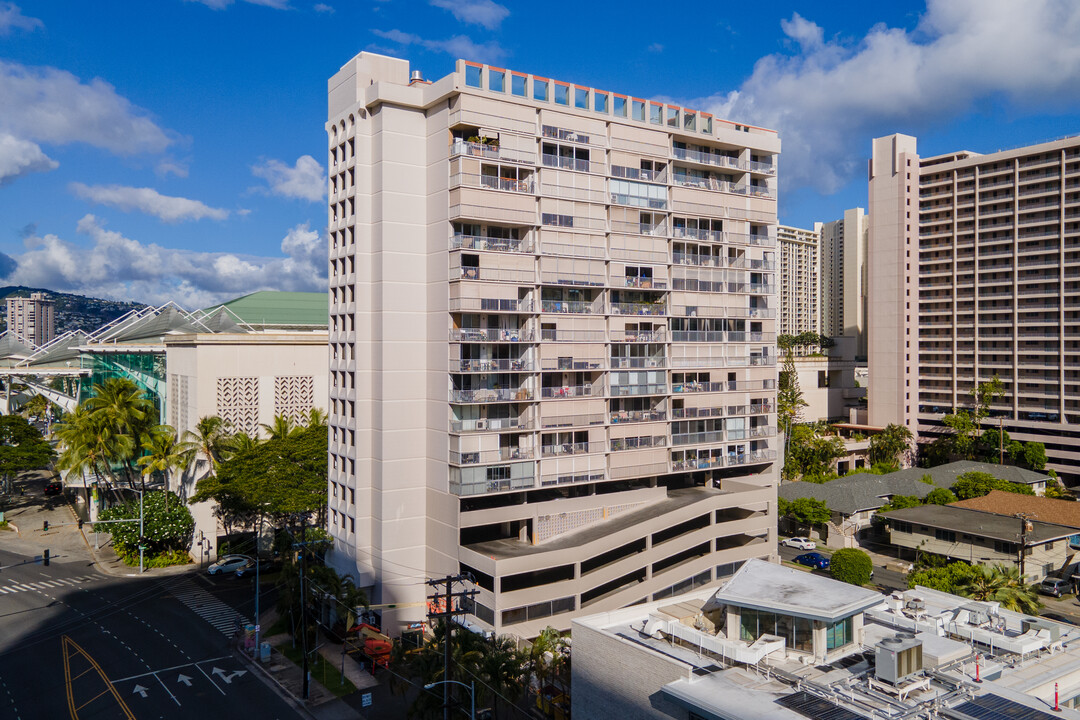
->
[777,543,911,592]
[0,547,302,720]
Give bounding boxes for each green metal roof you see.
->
[203,291,328,328]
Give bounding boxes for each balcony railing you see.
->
[611,220,667,236]
[541,153,598,173]
[540,299,604,314]
[611,329,667,342]
[611,165,661,182]
[450,417,532,433]
[672,455,723,471]
[540,383,602,399]
[609,410,666,424]
[748,160,776,174]
[450,388,533,403]
[450,139,535,164]
[610,302,667,316]
[673,253,723,267]
[541,441,602,457]
[541,413,606,428]
[450,447,535,464]
[609,357,666,369]
[671,406,724,418]
[448,298,532,313]
[671,146,742,170]
[609,383,667,396]
[541,358,605,371]
[451,234,531,253]
[622,276,668,289]
[672,226,724,243]
[610,193,668,210]
[449,328,533,342]
[729,403,774,415]
[673,430,725,446]
[452,359,533,372]
[457,266,535,283]
[670,330,725,343]
[540,328,607,342]
[610,435,667,451]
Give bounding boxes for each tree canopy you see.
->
[951,471,1035,500]
[0,414,55,477]
[868,424,912,468]
[778,496,831,526]
[784,423,846,481]
[96,490,194,565]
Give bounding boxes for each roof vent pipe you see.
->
[410,70,423,83]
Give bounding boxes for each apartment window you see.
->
[594,92,608,113]
[893,520,913,534]
[349,488,355,505]
[332,482,338,498]
[632,99,645,122]
[935,529,956,543]
[683,111,696,132]
[701,116,712,133]
[613,95,627,117]
[649,103,663,125]
[542,212,574,228]
[554,83,570,105]
[667,106,679,127]
[533,78,548,101]
[465,64,482,88]
[511,73,526,96]
[574,87,588,109]
[994,540,1017,554]
[817,371,829,388]
[826,617,853,650]
[489,69,505,92]
[349,516,355,533]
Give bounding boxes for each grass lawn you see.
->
[277,641,357,697]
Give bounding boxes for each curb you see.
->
[236,646,318,719]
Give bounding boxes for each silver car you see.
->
[207,554,253,575]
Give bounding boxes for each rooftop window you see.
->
[465,64,482,88]
[594,92,608,113]
[534,78,548,102]
[554,83,570,105]
[575,87,588,109]
[489,69,505,93]
[511,73,526,96]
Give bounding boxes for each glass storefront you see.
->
[739,608,813,652]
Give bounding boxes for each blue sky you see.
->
[2,0,1080,306]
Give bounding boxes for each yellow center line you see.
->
[61,635,137,720]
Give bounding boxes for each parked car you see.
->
[207,554,252,575]
[793,552,831,570]
[234,557,276,579]
[1040,576,1070,598]
[43,482,63,496]
[781,537,816,551]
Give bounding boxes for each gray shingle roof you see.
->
[777,460,1049,516]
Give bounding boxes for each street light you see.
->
[424,679,474,719]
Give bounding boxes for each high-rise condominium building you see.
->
[326,53,781,637]
[869,133,1080,481]
[818,208,868,359]
[6,292,55,347]
[777,225,820,341]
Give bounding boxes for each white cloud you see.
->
[185,0,290,8]
[694,0,1080,195]
[0,61,173,156]
[70,183,229,222]
[429,0,508,30]
[647,43,663,53]
[313,3,334,13]
[2,216,326,307]
[372,28,505,62]
[0,2,41,34]
[155,158,190,178]
[0,133,57,185]
[250,155,325,203]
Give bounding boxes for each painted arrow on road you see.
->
[211,667,247,684]
[132,684,149,698]
[177,674,192,687]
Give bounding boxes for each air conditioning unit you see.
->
[475,419,488,430]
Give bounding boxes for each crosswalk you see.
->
[0,575,96,594]
[169,579,250,636]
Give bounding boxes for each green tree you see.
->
[908,561,975,592]
[880,495,923,512]
[184,415,229,477]
[54,403,132,496]
[95,490,194,565]
[1045,472,1074,501]
[924,487,958,505]
[830,548,873,586]
[137,426,195,487]
[85,377,158,490]
[778,351,807,475]
[951,471,1034,500]
[785,424,846,480]
[869,423,913,468]
[1022,442,1048,471]
[19,394,49,422]
[780,497,831,527]
[955,565,1040,614]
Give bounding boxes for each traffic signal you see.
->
[42,520,48,532]
[43,549,49,566]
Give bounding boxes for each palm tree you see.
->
[224,431,261,456]
[305,408,328,428]
[183,415,228,477]
[85,377,157,489]
[261,414,297,441]
[957,564,1041,614]
[54,404,132,504]
[137,426,195,491]
[471,634,525,716]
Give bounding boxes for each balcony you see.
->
[672,430,725,446]
[672,226,724,243]
[451,172,535,194]
[610,193,668,210]
[671,330,725,343]
[450,464,534,496]
[610,220,667,236]
[748,159,776,175]
[611,329,667,342]
[671,146,742,170]
[540,328,606,342]
[541,357,605,371]
[541,441,603,457]
[540,299,604,314]
[610,302,667,316]
[672,455,723,471]
[541,413,605,429]
[450,447,535,465]
[451,233,532,253]
[609,383,667,397]
[457,266,535,283]
[609,357,666,369]
[609,410,666,424]
[450,139,534,165]
[450,388,533,403]
[540,383,602,399]
[542,153,600,173]
[611,165,662,182]
[449,328,533,342]
[610,435,667,451]
[448,298,533,313]
[622,276,668,289]
[452,359,533,373]
[450,416,532,433]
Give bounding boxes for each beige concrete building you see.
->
[326,53,781,637]
[819,207,868,358]
[869,133,1080,482]
[6,292,55,347]
[777,224,819,344]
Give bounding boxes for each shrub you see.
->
[924,488,958,505]
[908,561,974,592]
[830,548,873,586]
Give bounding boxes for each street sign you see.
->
[362,693,372,708]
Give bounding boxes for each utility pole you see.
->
[299,520,309,700]
[426,573,477,720]
[999,417,1004,466]
[1017,513,1032,579]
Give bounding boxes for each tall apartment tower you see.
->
[326,53,781,637]
[818,208,869,358]
[6,292,55,347]
[869,133,1080,481]
[777,225,820,340]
